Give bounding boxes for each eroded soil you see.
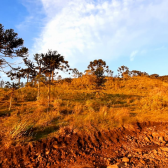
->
[1,122,168,168]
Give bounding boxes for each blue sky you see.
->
[1,0,168,81]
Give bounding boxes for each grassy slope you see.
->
[0,76,168,147]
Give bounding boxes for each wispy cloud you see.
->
[130,50,138,61]
[25,0,168,69]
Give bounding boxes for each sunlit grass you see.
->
[1,76,168,147]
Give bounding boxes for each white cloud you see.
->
[30,0,168,69]
[130,50,138,61]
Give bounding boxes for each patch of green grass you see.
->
[31,125,60,141]
[0,109,11,117]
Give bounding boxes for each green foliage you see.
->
[117,65,129,78]
[87,59,112,86]
[87,59,110,78]
[0,23,28,71]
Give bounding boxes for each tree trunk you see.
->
[18,77,20,85]
[37,68,41,100]
[27,74,29,83]
[52,70,54,82]
[48,73,51,110]
[37,79,40,100]
[9,87,14,111]
[9,93,12,111]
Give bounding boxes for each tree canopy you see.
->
[0,23,28,71]
[36,50,70,81]
[87,59,112,86]
[117,65,129,78]
[87,59,110,78]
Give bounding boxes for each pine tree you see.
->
[40,50,70,109]
[0,23,28,72]
[87,59,111,86]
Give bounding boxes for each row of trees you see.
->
[0,23,71,110]
[0,24,110,110]
[0,23,160,110]
[0,23,156,86]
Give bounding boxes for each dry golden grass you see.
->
[0,75,168,147]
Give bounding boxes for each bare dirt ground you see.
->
[1,121,168,168]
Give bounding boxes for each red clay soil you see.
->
[1,122,168,168]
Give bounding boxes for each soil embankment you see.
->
[1,122,168,168]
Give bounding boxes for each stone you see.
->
[153,149,157,154]
[143,154,148,158]
[128,154,132,157]
[153,140,160,145]
[145,137,150,142]
[152,132,159,139]
[107,164,118,168]
[164,135,168,141]
[45,150,49,155]
[122,157,129,163]
[159,136,164,143]
[160,147,168,152]
[140,159,145,165]
[53,145,59,149]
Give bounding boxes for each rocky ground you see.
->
[1,122,168,168]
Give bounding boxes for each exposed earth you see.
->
[1,122,168,168]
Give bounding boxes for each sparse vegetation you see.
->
[1,74,168,148]
[0,23,168,150]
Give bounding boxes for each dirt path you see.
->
[1,122,168,168]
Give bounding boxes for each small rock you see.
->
[164,135,168,141]
[143,154,148,158]
[53,145,59,149]
[157,150,162,155]
[122,157,129,163]
[153,149,157,154]
[128,154,131,157]
[45,150,49,155]
[160,147,168,152]
[107,164,118,168]
[140,159,145,165]
[145,137,150,142]
[159,136,164,143]
[152,132,159,139]
[153,140,160,145]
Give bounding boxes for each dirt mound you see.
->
[1,122,168,168]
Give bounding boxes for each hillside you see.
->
[0,76,168,167]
